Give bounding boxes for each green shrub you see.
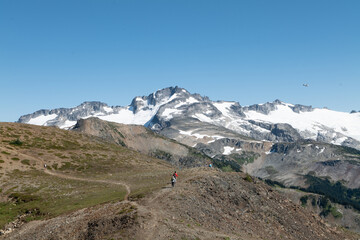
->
[244,173,253,182]
[304,175,360,211]
[11,157,20,161]
[311,197,316,206]
[300,195,309,206]
[264,178,285,188]
[9,192,39,204]
[221,165,234,172]
[10,138,23,146]
[21,160,31,165]
[330,206,343,218]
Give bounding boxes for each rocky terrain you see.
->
[6,169,359,240]
[244,140,360,189]
[1,122,360,239]
[72,117,211,168]
[3,169,360,240]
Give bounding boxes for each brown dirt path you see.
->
[43,169,131,200]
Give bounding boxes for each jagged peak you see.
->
[79,101,109,107]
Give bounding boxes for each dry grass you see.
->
[0,122,174,228]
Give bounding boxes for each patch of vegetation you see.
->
[229,151,259,166]
[52,163,58,170]
[188,148,211,161]
[151,150,173,161]
[263,178,286,188]
[10,138,23,146]
[0,123,174,228]
[212,158,239,172]
[59,161,78,170]
[21,159,31,165]
[54,153,68,159]
[9,192,40,203]
[11,157,20,161]
[212,151,259,172]
[345,160,360,165]
[244,173,253,182]
[318,196,343,218]
[311,197,317,206]
[265,166,278,175]
[221,165,234,172]
[0,170,128,229]
[300,195,309,206]
[336,145,360,156]
[0,160,4,163]
[129,193,145,201]
[291,175,360,211]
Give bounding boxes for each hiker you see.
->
[171,175,176,187]
[171,171,178,187]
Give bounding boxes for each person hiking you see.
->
[171,171,178,187]
[171,175,176,187]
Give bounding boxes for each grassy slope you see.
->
[0,122,174,228]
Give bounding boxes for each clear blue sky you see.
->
[1,0,359,122]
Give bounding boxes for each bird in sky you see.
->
[303,83,309,87]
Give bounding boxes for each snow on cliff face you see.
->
[244,103,360,143]
[17,86,360,149]
[18,87,192,129]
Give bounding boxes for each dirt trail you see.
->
[132,167,234,240]
[4,167,236,240]
[0,170,133,238]
[44,169,131,200]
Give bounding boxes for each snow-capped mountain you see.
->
[17,86,360,149]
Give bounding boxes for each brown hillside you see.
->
[72,117,211,167]
[0,122,174,235]
[1,122,359,240]
[4,168,360,240]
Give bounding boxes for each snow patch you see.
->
[213,102,235,118]
[193,113,214,123]
[61,120,77,129]
[27,114,58,125]
[103,106,113,113]
[223,146,234,155]
[245,104,360,143]
[162,108,182,120]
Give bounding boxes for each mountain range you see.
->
[17,86,360,188]
[18,86,360,150]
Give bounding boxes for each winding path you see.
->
[44,169,131,200]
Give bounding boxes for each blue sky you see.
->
[1,0,359,122]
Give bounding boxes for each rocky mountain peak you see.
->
[129,86,190,113]
[243,100,283,115]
